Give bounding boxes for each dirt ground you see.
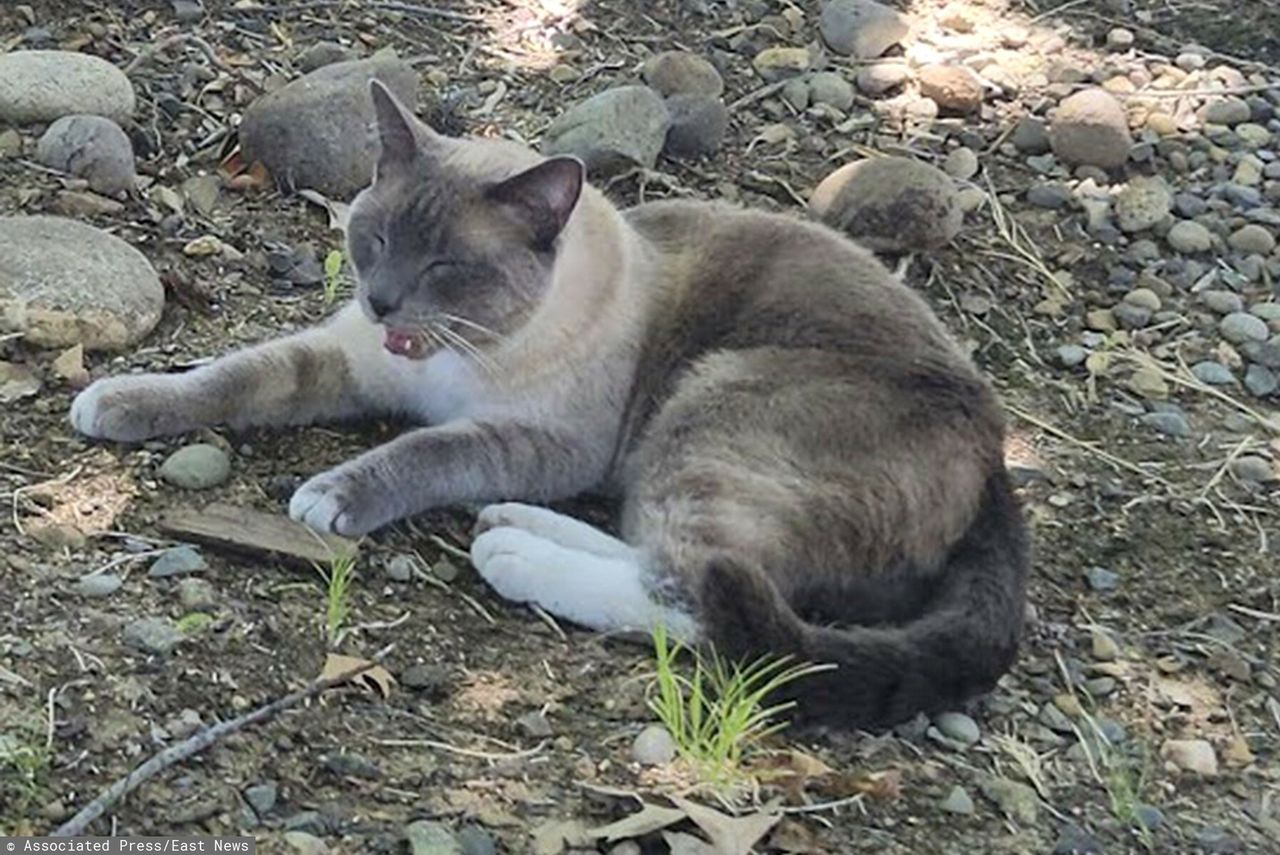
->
[1,1,1278,853]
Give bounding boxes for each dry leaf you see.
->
[52,344,89,387]
[0,361,41,402]
[531,818,589,855]
[319,653,394,698]
[768,818,825,854]
[831,767,902,801]
[668,795,781,855]
[588,803,687,842]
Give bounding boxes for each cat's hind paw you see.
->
[474,503,632,558]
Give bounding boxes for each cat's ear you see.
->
[369,80,437,174]
[486,156,585,249]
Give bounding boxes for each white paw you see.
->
[70,374,176,441]
[475,503,632,558]
[288,468,391,536]
[470,526,561,604]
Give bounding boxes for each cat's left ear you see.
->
[487,156,585,250]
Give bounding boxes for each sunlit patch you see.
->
[18,451,136,541]
[478,0,589,71]
[453,670,522,720]
[1003,427,1042,473]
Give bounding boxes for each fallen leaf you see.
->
[768,818,825,854]
[319,653,395,698]
[588,803,687,842]
[52,344,88,387]
[668,795,781,855]
[0,361,41,402]
[531,818,589,855]
[663,830,717,855]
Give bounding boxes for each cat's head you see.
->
[347,80,586,360]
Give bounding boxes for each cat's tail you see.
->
[697,470,1030,730]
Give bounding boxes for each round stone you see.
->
[1220,312,1269,344]
[810,156,962,252]
[75,573,122,598]
[1114,176,1172,232]
[943,146,979,180]
[543,85,671,175]
[819,0,909,60]
[36,115,135,196]
[632,724,677,765]
[1228,224,1276,254]
[641,51,723,99]
[856,62,910,96]
[917,65,984,115]
[160,444,232,490]
[932,711,980,746]
[662,94,728,158]
[0,216,164,351]
[1203,97,1251,127]
[0,50,136,125]
[1049,88,1132,169]
[1106,28,1135,50]
[1166,220,1214,253]
[808,72,855,112]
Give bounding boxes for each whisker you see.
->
[431,322,498,377]
[439,313,504,342]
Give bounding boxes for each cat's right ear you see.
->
[369,80,430,175]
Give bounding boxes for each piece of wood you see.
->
[159,502,357,565]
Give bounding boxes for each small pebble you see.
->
[932,711,980,747]
[1220,312,1269,344]
[1084,566,1118,591]
[1161,738,1218,776]
[160,444,231,490]
[124,617,182,655]
[939,785,975,815]
[1166,220,1213,253]
[1090,628,1119,661]
[632,723,678,765]
[1229,455,1275,483]
[148,545,207,578]
[75,572,122,597]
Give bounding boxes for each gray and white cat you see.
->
[71,82,1030,728]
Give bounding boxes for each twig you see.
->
[727,80,788,113]
[1227,604,1280,624]
[1006,405,1171,486]
[122,33,229,74]
[236,1,483,22]
[52,645,394,837]
[530,604,568,641]
[1197,436,1253,500]
[375,737,545,761]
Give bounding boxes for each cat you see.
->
[70,81,1030,729]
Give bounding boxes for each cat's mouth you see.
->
[383,327,431,360]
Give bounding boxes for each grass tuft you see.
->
[0,709,51,830]
[323,249,346,306]
[646,623,833,795]
[313,551,358,647]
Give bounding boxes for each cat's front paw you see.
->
[70,374,185,442]
[289,467,397,536]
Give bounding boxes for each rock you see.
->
[1085,566,1119,591]
[1140,411,1190,437]
[1085,309,1117,332]
[1203,97,1251,126]
[177,577,218,612]
[1235,123,1272,149]
[979,776,1038,824]
[52,190,125,218]
[405,820,462,855]
[1090,629,1120,661]
[75,572,122,597]
[0,216,164,351]
[386,553,415,582]
[1027,182,1072,209]
[35,115,135,196]
[0,50,136,124]
[819,0,909,60]
[810,156,962,252]
[0,129,23,158]
[296,41,357,73]
[159,444,231,490]
[1056,344,1087,367]
[1106,28,1135,50]
[1053,823,1104,854]
[808,72,855,111]
[1195,827,1242,854]
[1114,176,1171,232]
[631,724,678,765]
[856,62,910,96]
[516,710,554,738]
[124,617,182,655]
[782,78,810,111]
[543,85,670,175]
[457,826,497,855]
[662,94,727,158]
[239,57,418,198]
[1166,220,1213,253]
[1012,116,1051,154]
[1230,455,1275,483]
[148,546,208,578]
[283,832,328,855]
[943,147,979,181]
[400,663,450,698]
[1050,88,1132,169]
[1191,361,1235,385]
[1161,739,1218,776]
[322,753,381,780]
[1174,192,1208,218]
[918,65,984,115]
[751,47,811,82]
[932,711,980,746]
[1228,224,1275,254]
[642,51,723,98]
[939,785,975,815]
[1244,364,1277,397]
[1134,805,1165,832]
[244,782,279,816]
[1201,290,1244,314]
[1220,312,1269,344]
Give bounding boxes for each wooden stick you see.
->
[51,646,393,837]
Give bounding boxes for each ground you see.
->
[1,1,1278,853]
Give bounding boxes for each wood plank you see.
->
[159,502,358,566]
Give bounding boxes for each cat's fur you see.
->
[71,82,1030,729]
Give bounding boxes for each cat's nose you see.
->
[367,294,397,318]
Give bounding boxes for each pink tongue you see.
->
[383,328,421,358]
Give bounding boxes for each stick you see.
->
[51,645,393,837]
[234,1,483,22]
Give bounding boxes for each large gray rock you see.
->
[239,57,418,198]
[1050,88,1132,169]
[36,115,136,196]
[542,86,671,175]
[820,0,910,59]
[0,51,136,125]
[0,216,163,351]
[809,156,962,252]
